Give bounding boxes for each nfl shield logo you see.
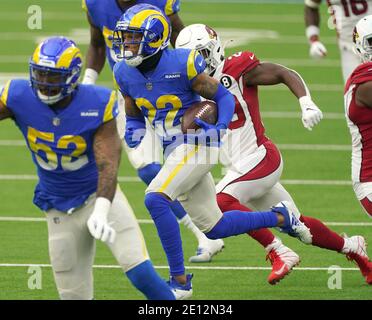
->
[146,82,153,90]
[52,117,60,126]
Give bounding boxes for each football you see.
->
[181,100,218,134]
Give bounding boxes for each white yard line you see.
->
[0,263,359,271]
[261,112,345,120]
[0,216,370,227]
[0,140,350,150]
[0,175,353,185]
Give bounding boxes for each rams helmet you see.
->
[112,3,171,67]
[29,36,82,105]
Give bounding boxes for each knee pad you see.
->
[137,163,161,185]
[217,192,239,213]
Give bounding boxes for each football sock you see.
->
[170,200,187,220]
[178,213,209,243]
[300,215,344,251]
[205,209,278,239]
[144,192,185,276]
[217,193,275,247]
[126,260,175,300]
[137,163,161,185]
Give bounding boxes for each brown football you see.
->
[181,100,218,134]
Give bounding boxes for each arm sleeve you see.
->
[212,83,235,129]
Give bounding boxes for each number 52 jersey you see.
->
[0,79,118,213]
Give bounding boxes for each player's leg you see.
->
[216,142,299,284]
[45,196,96,300]
[144,143,218,298]
[250,182,372,284]
[339,42,360,83]
[106,186,175,300]
[349,182,372,284]
[146,143,309,297]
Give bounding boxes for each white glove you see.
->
[87,197,116,243]
[299,96,323,131]
[309,41,327,59]
[82,68,98,85]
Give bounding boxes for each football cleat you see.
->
[167,274,193,300]
[189,239,225,263]
[342,235,372,285]
[271,201,313,244]
[266,238,300,285]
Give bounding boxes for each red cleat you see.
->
[343,235,372,285]
[266,240,300,285]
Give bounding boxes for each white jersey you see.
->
[327,0,372,45]
[213,51,269,168]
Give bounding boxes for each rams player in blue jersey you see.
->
[0,36,174,300]
[112,4,313,299]
[81,0,225,263]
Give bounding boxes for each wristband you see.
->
[82,68,99,85]
[93,197,111,216]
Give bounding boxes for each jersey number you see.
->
[341,0,368,17]
[135,95,183,134]
[27,127,88,171]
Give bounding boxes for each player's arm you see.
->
[0,100,13,121]
[168,13,185,48]
[124,93,146,148]
[244,62,323,130]
[355,81,372,108]
[94,118,121,201]
[82,13,106,84]
[191,73,235,131]
[304,0,327,58]
[0,83,14,121]
[87,118,121,243]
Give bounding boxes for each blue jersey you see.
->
[0,80,118,213]
[82,0,180,70]
[113,48,206,146]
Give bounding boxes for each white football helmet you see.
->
[175,24,224,75]
[353,15,372,63]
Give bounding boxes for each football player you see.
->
[176,23,372,285]
[81,0,225,263]
[0,37,175,300]
[345,16,372,268]
[113,4,313,299]
[305,0,372,82]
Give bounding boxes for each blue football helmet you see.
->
[29,36,82,105]
[112,3,171,67]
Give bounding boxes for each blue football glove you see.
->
[125,116,146,148]
[190,118,227,147]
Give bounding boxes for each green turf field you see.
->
[0,0,371,300]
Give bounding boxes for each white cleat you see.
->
[167,274,193,300]
[189,239,225,263]
[272,201,313,244]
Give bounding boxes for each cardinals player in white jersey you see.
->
[305,0,372,82]
[346,17,372,219]
[176,24,372,285]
